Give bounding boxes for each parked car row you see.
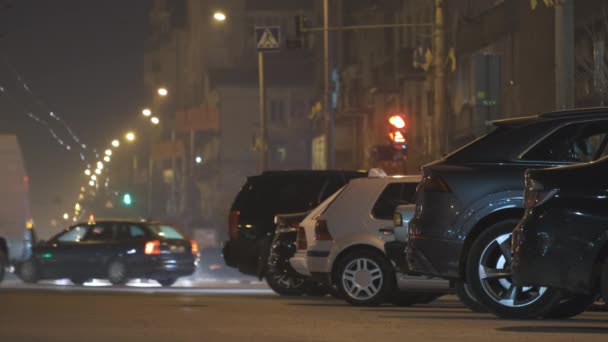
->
[224,107,608,319]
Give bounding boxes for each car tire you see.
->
[542,293,597,319]
[107,260,128,286]
[466,219,563,319]
[265,270,307,296]
[0,248,6,283]
[19,259,39,284]
[455,280,487,313]
[390,291,439,306]
[157,277,177,287]
[335,249,395,307]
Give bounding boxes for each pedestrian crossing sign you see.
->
[255,26,281,51]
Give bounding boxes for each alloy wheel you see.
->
[478,232,547,308]
[342,258,383,300]
[274,274,304,289]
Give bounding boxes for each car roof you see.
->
[257,170,367,177]
[349,175,421,185]
[492,107,608,127]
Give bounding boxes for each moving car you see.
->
[510,158,608,318]
[407,107,608,317]
[0,135,34,283]
[290,174,446,306]
[222,170,366,294]
[19,219,199,286]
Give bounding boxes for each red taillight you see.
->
[296,227,308,250]
[145,240,161,255]
[229,210,240,240]
[418,174,451,193]
[191,240,199,255]
[314,220,333,241]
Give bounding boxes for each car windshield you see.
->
[148,225,186,240]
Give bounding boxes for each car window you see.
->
[56,225,89,243]
[372,183,416,220]
[116,224,147,240]
[84,223,115,241]
[149,225,186,239]
[522,121,608,162]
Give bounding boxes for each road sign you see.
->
[255,26,280,51]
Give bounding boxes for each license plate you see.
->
[170,245,185,253]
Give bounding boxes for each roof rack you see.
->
[539,107,608,118]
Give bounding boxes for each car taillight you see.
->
[524,178,558,208]
[229,210,240,240]
[417,174,451,193]
[296,227,308,250]
[145,240,161,255]
[191,240,199,255]
[314,220,333,241]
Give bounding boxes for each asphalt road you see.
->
[1,285,608,342]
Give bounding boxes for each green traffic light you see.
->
[123,193,132,206]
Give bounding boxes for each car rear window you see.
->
[372,182,418,220]
[149,225,186,239]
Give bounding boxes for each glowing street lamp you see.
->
[142,108,152,117]
[213,11,226,22]
[84,169,91,176]
[91,175,97,181]
[125,132,136,142]
[104,156,110,163]
[63,213,69,220]
[157,88,168,97]
[151,117,160,125]
[111,139,120,148]
[105,149,112,156]
[95,168,102,175]
[97,161,104,169]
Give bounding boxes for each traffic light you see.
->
[387,114,408,152]
[122,193,132,206]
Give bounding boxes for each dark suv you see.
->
[407,107,608,318]
[222,170,366,293]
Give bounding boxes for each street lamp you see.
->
[213,11,226,22]
[142,108,152,117]
[91,175,97,181]
[63,213,69,220]
[151,117,160,125]
[111,139,120,148]
[84,169,91,176]
[195,156,203,164]
[157,88,168,97]
[97,161,104,169]
[95,168,102,175]
[125,132,136,142]
[89,180,95,187]
[104,156,110,163]
[105,149,112,156]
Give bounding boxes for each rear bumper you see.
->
[267,231,300,277]
[131,256,196,279]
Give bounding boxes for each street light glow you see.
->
[104,156,110,162]
[91,175,97,181]
[63,213,69,220]
[111,139,120,148]
[105,149,112,156]
[97,161,104,169]
[95,168,102,175]
[142,108,152,117]
[157,88,168,96]
[125,132,136,142]
[84,169,91,176]
[151,116,160,125]
[89,180,95,186]
[195,156,203,164]
[213,11,226,22]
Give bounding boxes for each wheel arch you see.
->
[458,208,525,278]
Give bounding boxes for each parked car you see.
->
[222,170,367,294]
[19,219,199,287]
[290,175,446,306]
[407,107,608,318]
[510,158,608,318]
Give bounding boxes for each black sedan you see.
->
[512,157,608,317]
[18,219,199,287]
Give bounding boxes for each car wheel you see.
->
[455,280,487,313]
[0,248,6,283]
[542,293,597,319]
[70,277,89,286]
[390,291,439,306]
[335,249,394,306]
[466,219,563,319]
[19,259,39,284]
[265,270,307,296]
[107,260,128,286]
[157,278,177,287]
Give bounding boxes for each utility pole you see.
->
[258,51,267,171]
[555,0,574,109]
[323,0,335,169]
[432,0,446,158]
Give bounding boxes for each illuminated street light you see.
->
[157,88,168,96]
[104,156,110,162]
[213,11,226,22]
[125,132,136,142]
[105,149,112,156]
[80,186,85,192]
[151,116,160,125]
[75,203,81,211]
[195,156,203,164]
[97,161,104,169]
[142,108,152,117]
[95,168,102,175]
[63,213,69,220]
[91,175,97,181]
[111,139,120,148]
[89,180,95,187]
[84,169,91,176]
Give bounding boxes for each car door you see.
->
[80,222,118,277]
[37,225,90,279]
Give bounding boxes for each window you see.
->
[116,224,147,240]
[84,224,115,241]
[372,183,417,220]
[522,121,608,163]
[149,225,186,239]
[56,226,88,243]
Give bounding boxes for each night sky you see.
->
[0,0,150,236]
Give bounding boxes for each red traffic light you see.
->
[389,131,406,143]
[388,114,406,129]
